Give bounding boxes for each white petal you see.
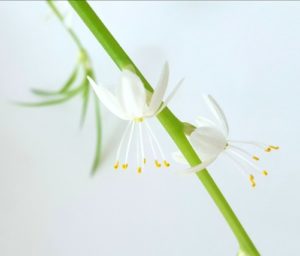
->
[118,70,147,118]
[195,116,217,128]
[203,94,229,136]
[153,78,183,116]
[190,126,227,158]
[87,76,128,120]
[183,156,217,174]
[172,151,188,164]
[148,62,169,112]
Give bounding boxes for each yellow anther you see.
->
[122,163,128,170]
[252,155,260,161]
[249,175,256,188]
[270,145,279,150]
[262,170,268,176]
[265,147,272,152]
[114,161,119,170]
[137,166,142,174]
[163,160,170,167]
[133,117,144,122]
[155,160,161,168]
[143,158,147,164]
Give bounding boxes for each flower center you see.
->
[134,117,144,122]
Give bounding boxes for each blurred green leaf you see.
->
[19,85,83,107]
[80,80,90,127]
[91,94,102,175]
[31,65,79,97]
[60,65,80,93]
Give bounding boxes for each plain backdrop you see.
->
[0,1,298,256]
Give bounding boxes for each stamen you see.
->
[249,174,256,188]
[228,148,262,174]
[155,160,161,168]
[223,151,251,178]
[265,147,272,152]
[146,126,158,160]
[137,166,142,174]
[229,140,271,151]
[145,120,168,162]
[262,170,268,176]
[163,160,170,167]
[138,123,145,166]
[270,145,279,150]
[143,158,147,164]
[114,122,132,168]
[114,161,119,170]
[230,144,260,162]
[124,122,136,168]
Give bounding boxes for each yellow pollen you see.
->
[143,158,147,164]
[137,166,142,174]
[252,155,260,161]
[163,160,170,167]
[155,160,161,168]
[114,161,119,170]
[265,147,272,152]
[133,117,144,122]
[262,170,268,176]
[270,145,279,150]
[122,163,128,170]
[249,175,256,188]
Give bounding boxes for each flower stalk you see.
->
[68,1,260,255]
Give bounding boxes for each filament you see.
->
[229,144,260,162]
[123,122,136,169]
[228,140,268,150]
[145,120,166,159]
[138,122,145,165]
[223,151,250,177]
[228,147,264,174]
[115,122,132,164]
[135,124,142,174]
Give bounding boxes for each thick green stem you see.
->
[68,1,260,255]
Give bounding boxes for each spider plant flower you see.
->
[173,95,279,187]
[88,63,182,173]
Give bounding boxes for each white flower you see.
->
[88,63,183,173]
[173,95,279,187]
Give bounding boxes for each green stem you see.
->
[68,1,260,255]
[47,0,84,51]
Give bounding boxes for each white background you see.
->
[0,1,298,255]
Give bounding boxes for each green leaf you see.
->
[31,65,79,97]
[79,80,90,127]
[18,86,83,107]
[90,94,102,175]
[59,65,79,93]
[30,88,64,97]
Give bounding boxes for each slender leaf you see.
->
[80,80,90,127]
[31,88,64,97]
[91,94,102,175]
[17,97,74,107]
[31,65,79,97]
[19,85,83,107]
[60,65,80,93]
